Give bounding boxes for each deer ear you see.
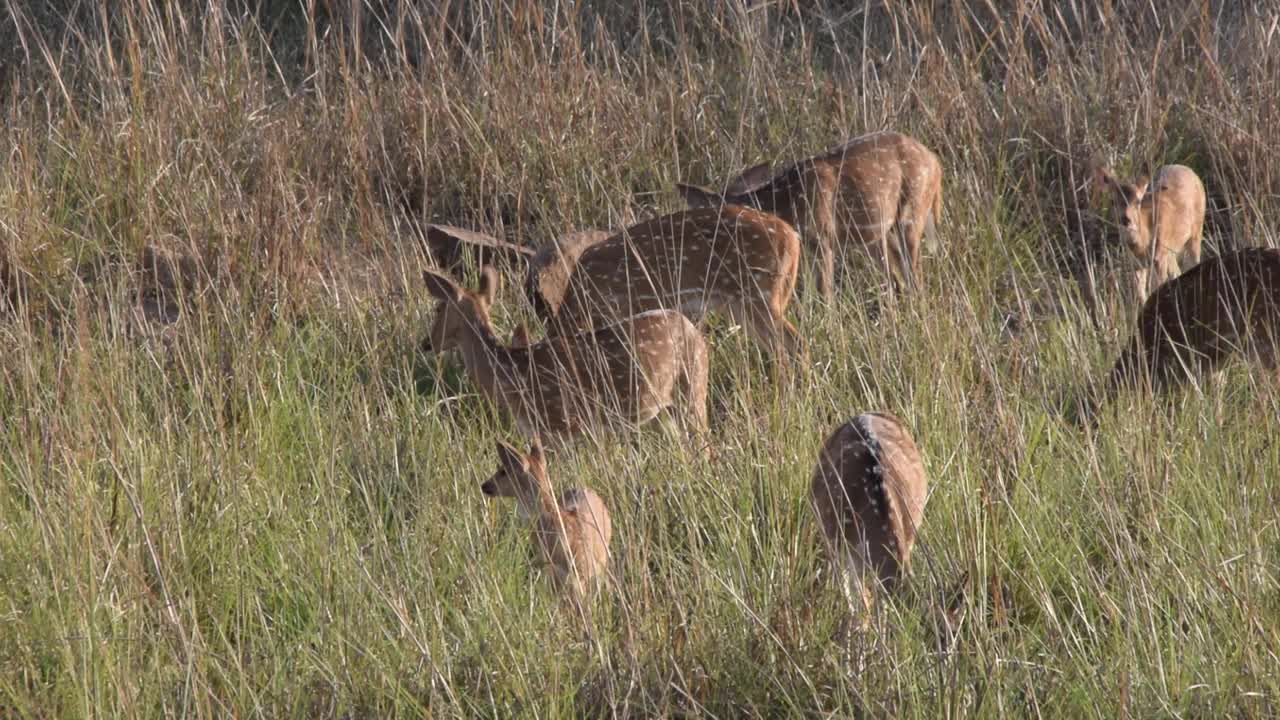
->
[495,440,525,470]
[1095,167,1133,206]
[727,160,774,195]
[1132,171,1151,199]
[422,269,460,301]
[528,434,545,465]
[1093,166,1118,192]
[477,266,501,306]
[676,183,720,208]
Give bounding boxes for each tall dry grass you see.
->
[1,1,1278,717]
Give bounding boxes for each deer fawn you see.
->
[481,438,613,603]
[677,131,944,300]
[1096,164,1206,302]
[1084,248,1280,421]
[421,267,709,445]
[524,207,805,363]
[810,413,929,617]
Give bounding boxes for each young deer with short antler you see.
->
[1096,164,1206,302]
[481,438,613,603]
[421,267,709,445]
[810,413,929,617]
[678,131,944,299]
[535,206,805,363]
[1083,248,1280,422]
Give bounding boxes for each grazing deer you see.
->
[540,206,805,363]
[1084,248,1280,421]
[677,131,944,299]
[810,413,929,617]
[481,438,613,603]
[421,267,709,445]
[1096,164,1206,302]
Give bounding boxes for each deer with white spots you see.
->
[421,267,709,446]
[481,437,612,605]
[810,413,929,616]
[534,206,805,364]
[1096,164,1206,302]
[677,131,944,299]
[1081,248,1280,423]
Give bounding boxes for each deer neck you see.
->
[729,190,764,212]
[517,475,561,524]
[454,315,517,401]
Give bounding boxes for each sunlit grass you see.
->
[1,2,1278,717]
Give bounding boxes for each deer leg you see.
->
[880,234,902,302]
[891,223,918,294]
[1157,252,1181,287]
[817,236,837,303]
[676,341,711,456]
[1134,267,1151,305]
[1187,223,1204,268]
[794,217,836,303]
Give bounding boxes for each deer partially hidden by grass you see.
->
[810,413,929,620]
[481,438,613,606]
[421,267,709,447]
[677,131,944,300]
[1080,248,1280,424]
[529,206,806,364]
[1096,164,1206,303]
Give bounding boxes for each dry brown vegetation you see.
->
[1,2,1278,717]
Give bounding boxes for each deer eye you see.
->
[1120,217,1131,227]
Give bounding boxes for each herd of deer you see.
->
[419,130,1280,621]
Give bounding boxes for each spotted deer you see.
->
[1096,164,1206,302]
[810,413,929,617]
[540,206,805,363]
[677,131,944,299]
[421,267,709,445]
[481,438,613,604]
[1082,248,1280,422]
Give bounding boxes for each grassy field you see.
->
[2,1,1279,717]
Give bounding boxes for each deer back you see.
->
[1142,165,1206,253]
[556,206,800,328]
[539,487,612,591]
[502,309,705,437]
[1106,247,1280,395]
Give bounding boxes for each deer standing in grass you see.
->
[528,207,805,363]
[481,438,613,604]
[1082,248,1280,422]
[810,413,929,618]
[1096,164,1206,302]
[677,131,944,300]
[421,267,709,446]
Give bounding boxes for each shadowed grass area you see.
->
[1,1,1278,717]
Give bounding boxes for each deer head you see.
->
[420,266,501,354]
[1096,166,1153,257]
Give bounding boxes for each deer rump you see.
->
[810,413,927,592]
